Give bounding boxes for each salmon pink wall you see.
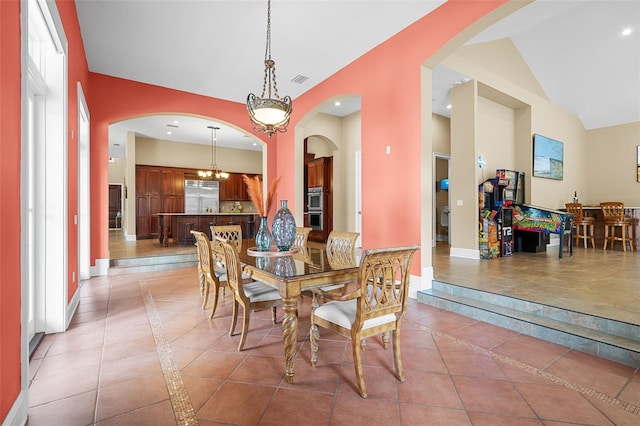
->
[87,74,275,264]
[277,1,508,268]
[0,0,22,420]
[57,0,90,301]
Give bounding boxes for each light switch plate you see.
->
[456,200,463,206]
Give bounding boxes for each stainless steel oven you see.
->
[308,211,323,231]
[307,187,323,211]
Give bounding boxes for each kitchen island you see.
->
[155,212,258,247]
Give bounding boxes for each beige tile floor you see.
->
[26,234,640,425]
[432,241,640,326]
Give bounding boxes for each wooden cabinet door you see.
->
[173,171,184,196]
[162,170,174,195]
[148,169,162,195]
[136,195,150,238]
[308,159,324,188]
[239,174,250,200]
[136,168,149,195]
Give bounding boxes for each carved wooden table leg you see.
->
[282,296,298,384]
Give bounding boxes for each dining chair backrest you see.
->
[600,202,625,221]
[215,236,244,299]
[292,227,312,249]
[356,245,420,325]
[565,203,585,221]
[191,230,214,284]
[326,231,359,267]
[211,225,242,254]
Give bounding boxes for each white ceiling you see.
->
[74,1,640,158]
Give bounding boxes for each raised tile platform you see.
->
[417,281,640,368]
[109,253,198,275]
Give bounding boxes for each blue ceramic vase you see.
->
[255,216,272,251]
[272,200,296,251]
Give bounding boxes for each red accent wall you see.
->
[0,0,23,420]
[276,1,508,272]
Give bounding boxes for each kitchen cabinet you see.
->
[136,165,185,239]
[307,158,325,188]
[220,173,258,201]
[135,166,260,239]
[305,156,333,243]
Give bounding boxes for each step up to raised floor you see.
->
[417,281,640,368]
[109,253,198,275]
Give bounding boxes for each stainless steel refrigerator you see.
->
[184,180,219,213]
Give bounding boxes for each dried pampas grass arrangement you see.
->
[243,174,282,217]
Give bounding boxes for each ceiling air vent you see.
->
[166,124,179,128]
[291,74,309,84]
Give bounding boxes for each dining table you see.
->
[215,239,360,384]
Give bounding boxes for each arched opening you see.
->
[107,113,264,259]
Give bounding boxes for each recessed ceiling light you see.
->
[446,104,452,110]
[621,27,633,36]
[166,131,172,135]
[173,120,179,124]
[334,101,341,107]
[253,142,257,146]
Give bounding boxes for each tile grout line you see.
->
[140,279,199,425]
[407,318,640,416]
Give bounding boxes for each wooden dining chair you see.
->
[600,202,634,251]
[310,245,420,398]
[565,203,595,248]
[292,226,311,249]
[205,224,253,318]
[216,237,283,351]
[210,224,243,254]
[322,231,360,294]
[191,230,226,314]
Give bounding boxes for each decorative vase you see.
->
[255,216,272,251]
[255,256,271,271]
[272,200,296,251]
[273,256,296,278]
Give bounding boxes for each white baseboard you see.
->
[449,247,480,259]
[3,388,27,426]
[91,258,109,276]
[409,267,433,299]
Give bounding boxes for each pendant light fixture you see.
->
[247,0,292,138]
[198,126,229,180]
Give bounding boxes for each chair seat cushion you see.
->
[243,282,282,303]
[314,299,396,331]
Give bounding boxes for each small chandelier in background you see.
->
[247,0,292,138]
[198,126,229,180]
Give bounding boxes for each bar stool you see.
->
[600,202,634,251]
[565,203,595,248]
[181,222,195,246]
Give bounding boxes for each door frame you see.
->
[432,153,451,247]
[354,150,362,248]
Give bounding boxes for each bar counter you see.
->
[155,212,258,247]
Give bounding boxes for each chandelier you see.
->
[247,0,292,138]
[198,126,229,180]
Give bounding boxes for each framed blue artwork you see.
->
[533,134,563,180]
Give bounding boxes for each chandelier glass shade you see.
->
[247,0,292,138]
[199,126,228,180]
